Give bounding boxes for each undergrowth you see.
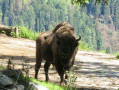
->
[18,26,39,40]
[78,41,92,51]
[11,26,39,40]
[0,57,77,90]
[116,53,119,59]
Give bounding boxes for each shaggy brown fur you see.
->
[35,22,81,85]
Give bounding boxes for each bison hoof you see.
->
[60,82,65,86]
[60,80,67,86]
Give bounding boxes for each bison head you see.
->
[56,34,81,70]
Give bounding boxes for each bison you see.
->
[35,22,81,85]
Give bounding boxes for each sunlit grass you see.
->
[99,50,106,53]
[18,26,39,40]
[78,41,92,51]
[0,66,5,69]
[29,77,68,90]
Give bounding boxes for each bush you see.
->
[66,70,77,90]
[78,41,92,51]
[18,26,39,40]
[116,53,119,59]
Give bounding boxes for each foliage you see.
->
[116,53,119,59]
[10,30,16,37]
[66,70,77,89]
[99,50,106,53]
[18,26,39,40]
[23,0,28,3]
[29,78,69,90]
[72,0,108,6]
[78,41,92,51]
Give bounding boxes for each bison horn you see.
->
[76,35,81,41]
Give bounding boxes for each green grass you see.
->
[94,70,106,73]
[17,26,39,40]
[0,66,5,69]
[99,50,106,53]
[29,77,74,90]
[78,41,92,51]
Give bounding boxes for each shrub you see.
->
[78,41,92,51]
[66,70,77,90]
[116,53,119,59]
[18,26,39,40]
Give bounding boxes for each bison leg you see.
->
[35,39,42,79]
[60,73,65,86]
[44,62,51,82]
[35,60,42,79]
[55,66,65,85]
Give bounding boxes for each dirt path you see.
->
[0,34,119,90]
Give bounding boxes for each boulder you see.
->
[7,85,24,90]
[29,82,49,90]
[0,75,13,86]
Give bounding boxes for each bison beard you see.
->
[35,22,81,85]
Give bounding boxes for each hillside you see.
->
[0,35,119,89]
[0,0,119,53]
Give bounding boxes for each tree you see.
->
[71,0,108,6]
[113,1,119,30]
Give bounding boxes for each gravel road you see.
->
[0,34,119,90]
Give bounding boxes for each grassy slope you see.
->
[29,78,68,90]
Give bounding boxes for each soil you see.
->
[0,34,119,90]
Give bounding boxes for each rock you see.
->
[16,85,24,90]
[0,75,13,86]
[29,82,49,90]
[7,85,24,90]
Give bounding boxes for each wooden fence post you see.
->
[14,27,19,38]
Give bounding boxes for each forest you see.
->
[0,0,119,53]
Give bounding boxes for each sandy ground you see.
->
[0,34,119,90]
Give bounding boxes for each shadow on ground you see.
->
[74,60,119,79]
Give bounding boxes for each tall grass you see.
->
[18,26,39,40]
